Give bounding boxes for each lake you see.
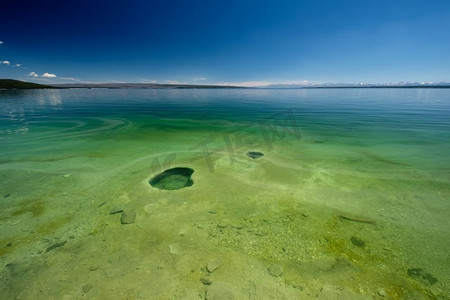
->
[1,88,449,299]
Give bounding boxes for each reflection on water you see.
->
[0,88,449,299]
[36,89,62,108]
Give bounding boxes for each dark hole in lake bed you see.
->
[247,151,264,159]
[149,167,194,190]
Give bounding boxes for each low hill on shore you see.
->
[0,79,53,89]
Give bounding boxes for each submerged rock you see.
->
[200,277,212,285]
[268,264,283,277]
[407,268,438,285]
[121,211,136,224]
[168,243,180,255]
[206,259,222,273]
[246,151,264,159]
[218,222,228,228]
[231,223,245,229]
[109,206,124,215]
[82,284,93,293]
[149,167,194,190]
[46,241,67,253]
[350,236,365,247]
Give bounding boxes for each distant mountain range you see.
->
[1,79,450,89]
[261,82,450,88]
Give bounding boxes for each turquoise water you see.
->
[1,88,449,299]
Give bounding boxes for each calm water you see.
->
[1,88,449,299]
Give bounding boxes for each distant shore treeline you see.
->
[1,79,450,90]
[0,79,53,89]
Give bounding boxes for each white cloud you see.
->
[59,77,82,82]
[28,72,39,78]
[165,80,190,84]
[140,79,158,83]
[14,63,21,67]
[42,72,56,78]
[0,41,3,44]
[194,77,207,81]
[1,60,10,65]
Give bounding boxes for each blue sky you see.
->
[1,0,450,85]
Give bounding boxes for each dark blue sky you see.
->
[1,0,449,85]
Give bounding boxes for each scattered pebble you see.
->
[194,223,203,229]
[206,259,222,273]
[268,264,283,277]
[378,288,386,297]
[121,211,136,224]
[46,241,67,253]
[200,277,212,285]
[63,174,71,178]
[109,207,124,215]
[232,223,245,229]
[168,243,180,255]
[82,284,93,293]
[89,266,99,271]
[350,236,365,247]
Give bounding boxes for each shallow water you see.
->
[1,88,449,299]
